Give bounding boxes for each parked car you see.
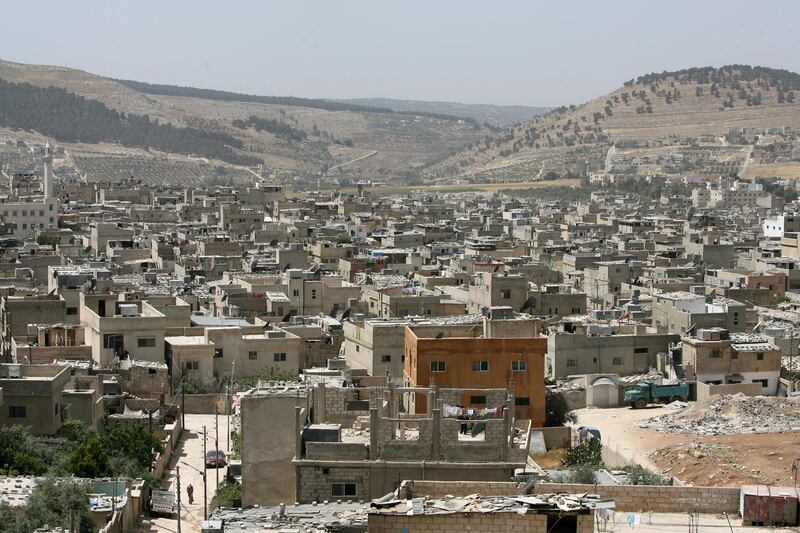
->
[205,450,227,468]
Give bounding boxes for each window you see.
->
[55,403,59,415]
[331,483,357,498]
[566,359,577,367]
[511,360,527,371]
[752,379,769,388]
[756,352,764,360]
[293,289,299,297]
[214,348,224,358]
[612,357,624,366]
[381,355,391,363]
[500,289,512,299]
[66,307,78,316]
[472,360,489,372]
[38,210,44,217]
[273,352,287,362]
[470,395,487,404]
[8,406,26,418]
[183,361,199,371]
[248,351,258,360]
[633,347,648,354]
[103,334,123,350]
[515,397,530,406]
[710,349,721,358]
[430,361,446,373]
[355,345,360,352]
[311,289,317,299]
[137,337,156,348]
[731,352,739,359]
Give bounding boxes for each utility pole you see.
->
[227,356,236,451]
[181,368,186,430]
[175,466,182,533]
[215,405,220,489]
[203,425,208,520]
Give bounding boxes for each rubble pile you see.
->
[638,394,800,435]
[650,443,772,484]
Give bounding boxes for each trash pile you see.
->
[638,394,800,435]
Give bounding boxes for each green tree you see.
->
[0,426,51,476]
[69,434,111,478]
[19,477,93,533]
[561,438,603,468]
[101,422,162,474]
[544,390,577,427]
[210,476,242,510]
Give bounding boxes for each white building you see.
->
[0,142,59,240]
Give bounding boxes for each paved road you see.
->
[138,414,231,533]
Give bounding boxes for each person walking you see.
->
[187,483,194,505]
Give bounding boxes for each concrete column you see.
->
[294,405,303,460]
[431,407,441,460]
[316,382,326,423]
[426,390,435,416]
[502,408,510,461]
[369,407,378,460]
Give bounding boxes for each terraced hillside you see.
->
[430,66,800,180]
[0,59,494,180]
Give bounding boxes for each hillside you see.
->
[332,98,550,127]
[0,59,495,181]
[430,65,800,180]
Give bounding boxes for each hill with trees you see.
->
[0,58,494,179]
[0,78,260,165]
[333,97,550,127]
[428,65,800,181]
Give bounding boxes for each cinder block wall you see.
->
[400,480,741,514]
[533,483,740,513]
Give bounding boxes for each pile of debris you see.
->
[650,443,773,485]
[370,491,610,516]
[638,394,800,435]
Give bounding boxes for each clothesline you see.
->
[441,403,505,418]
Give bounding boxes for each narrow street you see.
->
[139,414,231,533]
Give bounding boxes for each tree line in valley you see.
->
[0,78,261,166]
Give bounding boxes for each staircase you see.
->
[673,363,686,381]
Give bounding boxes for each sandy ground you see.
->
[574,405,800,486]
[598,512,798,533]
[137,413,231,533]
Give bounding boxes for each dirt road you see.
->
[138,413,231,533]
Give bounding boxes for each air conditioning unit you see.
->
[118,304,138,317]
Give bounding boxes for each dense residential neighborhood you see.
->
[0,136,796,532]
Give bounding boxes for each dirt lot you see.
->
[574,405,800,487]
[742,162,800,179]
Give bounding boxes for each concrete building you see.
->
[239,383,309,507]
[682,329,781,394]
[651,292,748,335]
[547,326,679,379]
[404,317,545,424]
[0,363,69,435]
[292,382,528,504]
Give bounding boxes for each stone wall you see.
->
[696,381,763,401]
[399,480,741,514]
[533,483,740,513]
[313,384,370,426]
[297,464,370,504]
[439,418,507,462]
[537,426,571,450]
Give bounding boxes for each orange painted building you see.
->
[404,321,546,426]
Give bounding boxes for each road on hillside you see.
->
[137,413,231,533]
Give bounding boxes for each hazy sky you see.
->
[3,1,800,107]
